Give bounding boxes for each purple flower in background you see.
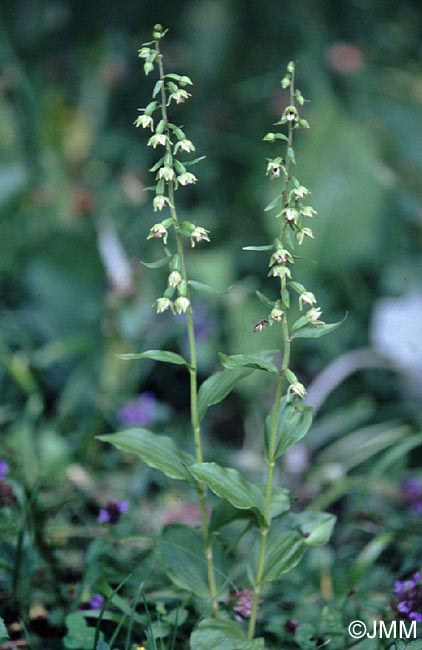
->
[0,461,9,480]
[392,571,422,622]
[119,392,157,427]
[402,478,422,515]
[232,589,262,623]
[89,594,105,610]
[98,499,129,524]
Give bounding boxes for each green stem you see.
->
[155,41,219,616]
[248,68,296,640]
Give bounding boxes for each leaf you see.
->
[198,368,253,421]
[184,155,206,167]
[295,623,317,650]
[255,290,275,310]
[0,617,9,640]
[209,500,252,533]
[190,618,264,650]
[294,511,336,546]
[159,525,210,597]
[264,195,283,212]
[159,525,227,598]
[152,79,163,98]
[117,350,189,367]
[209,486,289,532]
[190,462,266,525]
[97,429,195,484]
[219,352,278,374]
[242,244,274,251]
[291,315,347,340]
[188,280,223,296]
[261,531,306,583]
[141,256,171,269]
[265,397,313,461]
[64,612,102,649]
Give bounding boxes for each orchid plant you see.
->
[99,24,343,649]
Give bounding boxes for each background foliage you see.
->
[1,0,422,648]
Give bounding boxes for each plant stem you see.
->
[155,42,219,616]
[248,69,296,640]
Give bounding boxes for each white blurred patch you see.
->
[97,222,133,296]
[371,291,422,381]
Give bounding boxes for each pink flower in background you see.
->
[232,589,262,622]
[162,502,203,526]
[326,43,365,75]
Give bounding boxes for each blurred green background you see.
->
[1,0,422,480]
[1,0,422,646]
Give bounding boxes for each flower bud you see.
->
[269,248,294,266]
[174,296,190,314]
[147,223,168,244]
[268,265,291,279]
[299,291,317,310]
[168,271,182,288]
[155,297,172,313]
[288,382,307,399]
[153,195,169,211]
[270,308,284,322]
[306,308,324,324]
[177,171,197,186]
[190,226,210,247]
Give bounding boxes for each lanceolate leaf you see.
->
[141,256,171,269]
[198,368,253,421]
[219,352,278,374]
[242,244,274,251]
[261,531,306,583]
[294,511,336,546]
[209,486,289,532]
[265,397,313,461]
[188,280,223,296]
[117,350,189,367]
[97,429,195,484]
[190,462,267,526]
[159,525,210,598]
[291,315,347,340]
[255,290,275,310]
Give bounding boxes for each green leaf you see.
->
[209,500,252,533]
[287,147,296,164]
[184,155,206,167]
[190,618,264,650]
[188,280,223,296]
[291,315,347,340]
[159,525,210,597]
[159,525,227,598]
[198,368,252,421]
[141,256,171,269]
[261,531,306,582]
[64,612,102,649]
[219,352,278,374]
[264,194,283,212]
[265,397,313,461]
[295,623,317,650]
[152,79,163,98]
[0,617,9,640]
[209,486,289,532]
[97,429,195,484]
[242,244,274,251]
[190,462,266,525]
[255,290,275,310]
[117,350,189,366]
[294,511,336,546]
